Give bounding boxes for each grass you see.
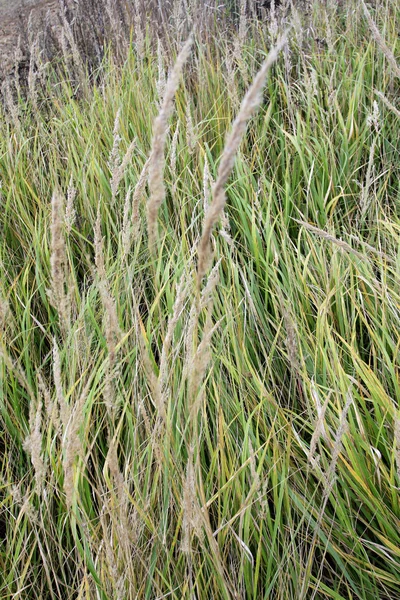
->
[0,1,399,598]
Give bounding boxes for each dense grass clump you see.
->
[0,1,399,598]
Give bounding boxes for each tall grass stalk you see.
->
[147,36,193,251]
[197,33,288,284]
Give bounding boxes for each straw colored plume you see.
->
[395,414,400,479]
[147,35,193,251]
[65,175,77,234]
[53,339,70,431]
[0,292,9,333]
[94,206,122,414]
[156,38,166,102]
[108,107,137,202]
[375,90,400,120]
[131,157,150,240]
[159,273,190,393]
[186,99,197,154]
[181,447,204,553]
[294,219,366,261]
[308,386,331,469]
[360,0,400,79]
[64,377,91,509]
[110,137,137,201]
[197,33,288,285]
[49,189,71,332]
[187,261,222,414]
[23,396,45,493]
[299,391,354,600]
[121,157,151,257]
[60,7,87,92]
[170,121,180,194]
[202,155,212,213]
[324,391,353,493]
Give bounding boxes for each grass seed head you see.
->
[147,35,193,251]
[197,33,288,285]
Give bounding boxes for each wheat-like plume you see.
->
[3,78,21,134]
[60,28,75,84]
[0,292,9,333]
[294,219,366,260]
[360,0,400,79]
[159,274,190,393]
[110,138,137,201]
[109,109,122,174]
[394,414,400,479]
[60,8,87,91]
[147,35,193,251]
[225,50,241,111]
[49,189,71,333]
[13,36,23,98]
[134,2,144,58]
[186,99,196,154]
[121,186,133,256]
[374,90,400,119]
[299,391,353,600]
[202,155,212,213]
[156,38,166,102]
[188,262,222,415]
[28,38,39,115]
[131,157,150,241]
[170,121,180,195]
[64,378,90,509]
[181,446,204,553]
[65,175,77,234]
[23,395,45,493]
[38,371,59,430]
[197,33,287,284]
[324,392,353,493]
[53,339,70,430]
[94,206,122,414]
[308,387,331,469]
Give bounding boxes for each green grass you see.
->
[0,1,399,598]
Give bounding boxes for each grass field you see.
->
[0,0,399,598]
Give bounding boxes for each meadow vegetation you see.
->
[0,0,399,598]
